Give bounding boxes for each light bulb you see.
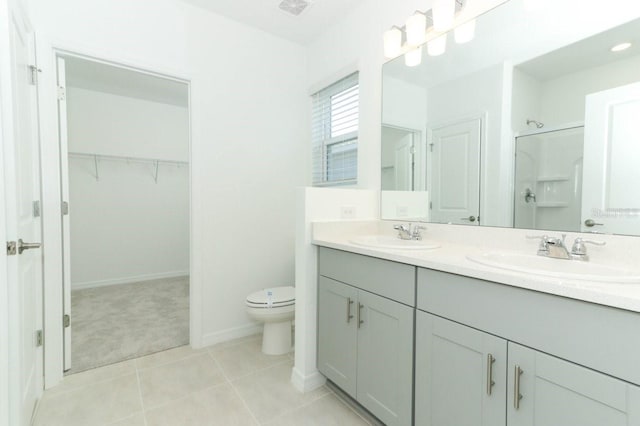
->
[406,12,426,46]
[454,19,476,44]
[383,27,403,58]
[432,0,455,32]
[427,34,447,56]
[611,42,632,52]
[405,46,422,67]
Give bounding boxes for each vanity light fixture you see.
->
[433,0,456,32]
[611,42,632,52]
[405,46,423,67]
[427,34,447,56]
[454,18,476,43]
[383,26,403,58]
[406,11,427,46]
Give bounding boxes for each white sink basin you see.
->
[349,235,440,250]
[467,252,640,284]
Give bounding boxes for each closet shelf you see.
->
[536,202,569,208]
[536,175,569,182]
[68,151,188,183]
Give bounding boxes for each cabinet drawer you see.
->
[319,247,416,306]
[417,268,640,386]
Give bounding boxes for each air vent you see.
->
[278,0,312,16]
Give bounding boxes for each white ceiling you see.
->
[179,0,362,44]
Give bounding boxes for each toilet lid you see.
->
[246,286,295,308]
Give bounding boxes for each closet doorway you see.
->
[56,55,191,374]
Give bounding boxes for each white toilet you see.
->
[245,286,295,355]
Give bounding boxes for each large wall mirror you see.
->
[381,0,640,236]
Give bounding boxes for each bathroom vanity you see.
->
[314,228,640,426]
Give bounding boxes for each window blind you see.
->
[311,72,359,186]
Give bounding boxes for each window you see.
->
[311,72,359,185]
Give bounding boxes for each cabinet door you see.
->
[415,312,507,426]
[508,342,640,426]
[317,277,358,397]
[356,290,414,426]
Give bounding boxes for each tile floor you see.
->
[33,335,371,426]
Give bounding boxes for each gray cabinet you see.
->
[415,312,507,426]
[317,248,415,426]
[507,343,640,426]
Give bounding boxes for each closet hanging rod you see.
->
[68,151,188,166]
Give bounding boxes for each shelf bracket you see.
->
[93,155,99,181]
[153,160,159,184]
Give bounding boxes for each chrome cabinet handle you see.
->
[346,297,354,323]
[486,354,496,395]
[460,216,476,222]
[584,219,603,227]
[357,303,364,328]
[514,365,523,409]
[18,239,42,254]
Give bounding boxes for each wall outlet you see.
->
[396,205,409,217]
[341,205,356,219]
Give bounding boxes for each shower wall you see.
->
[514,127,584,232]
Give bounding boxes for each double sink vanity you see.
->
[313,221,640,425]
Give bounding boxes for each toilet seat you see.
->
[245,286,295,308]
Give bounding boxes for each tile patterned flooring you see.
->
[34,335,371,426]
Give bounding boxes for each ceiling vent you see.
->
[278,0,312,16]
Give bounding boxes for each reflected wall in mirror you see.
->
[381,0,640,235]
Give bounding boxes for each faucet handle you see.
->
[571,238,606,261]
[411,225,426,240]
[526,234,550,253]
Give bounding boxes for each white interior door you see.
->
[56,56,72,371]
[4,10,44,424]
[429,118,481,225]
[582,82,640,235]
[394,133,414,191]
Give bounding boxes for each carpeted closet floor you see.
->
[68,276,189,374]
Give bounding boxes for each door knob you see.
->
[584,219,603,227]
[460,216,477,222]
[17,239,41,254]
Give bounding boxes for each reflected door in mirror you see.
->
[429,118,481,225]
[582,82,640,235]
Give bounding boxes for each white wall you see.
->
[67,87,189,161]
[32,0,308,387]
[66,87,189,289]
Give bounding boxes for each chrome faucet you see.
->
[527,234,606,261]
[393,223,426,240]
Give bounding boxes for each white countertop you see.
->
[312,221,640,313]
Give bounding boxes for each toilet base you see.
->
[262,320,292,355]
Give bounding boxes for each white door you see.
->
[582,82,640,235]
[56,56,73,371]
[394,133,414,191]
[429,118,481,225]
[4,9,44,425]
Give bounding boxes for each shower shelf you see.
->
[536,202,569,208]
[536,175,569,182]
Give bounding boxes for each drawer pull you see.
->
[357,303,364,328]
[346,297,354,323]
[486,354,496,395]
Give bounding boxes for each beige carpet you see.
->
[68,276,189,374]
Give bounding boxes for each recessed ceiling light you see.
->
[611,42,632,52]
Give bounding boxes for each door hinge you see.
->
[429,143,434,152]
[429,201,433,210]
[57,86,66,101]
[62,201,69,216]
[36,330,43,347]
[29,65,41,85]
[63,314,70,328]
[33,200,41,218]
[6,241,17,256]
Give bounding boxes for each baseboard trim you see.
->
[200,323,263,348]
[71,271,189,290]
[290,366,326,393]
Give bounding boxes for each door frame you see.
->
[36,39,202,389]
